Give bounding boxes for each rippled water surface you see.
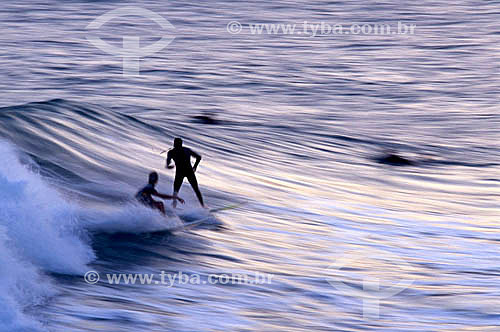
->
[0,1,499,331]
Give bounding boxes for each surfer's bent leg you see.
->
[187,173,204,207]
[172,173,184,208]
[153,201,166,215]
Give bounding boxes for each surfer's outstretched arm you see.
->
[154,192,185,204]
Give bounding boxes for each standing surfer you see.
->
[165,138,205,208]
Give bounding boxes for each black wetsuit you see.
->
[135,183,158,207]
[167,147,203,205]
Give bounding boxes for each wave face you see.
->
[0,104,185,330]
[0,94,498,331]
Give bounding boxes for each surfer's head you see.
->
[174,137,183,148]
[148,171,159,185]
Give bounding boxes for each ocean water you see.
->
[0,1,499,331]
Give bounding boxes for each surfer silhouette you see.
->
[165,138,205,208]
[136,171,184,215]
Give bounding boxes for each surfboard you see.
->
[208,202,246,213]
[169,202,246,233]
[168,215,210,233]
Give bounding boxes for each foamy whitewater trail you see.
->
[0,141,89,330]
[0,141,184,331]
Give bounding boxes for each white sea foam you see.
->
[80,202,183,234]
[0,141,95,331]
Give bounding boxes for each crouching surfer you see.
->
[136,171,184,215]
